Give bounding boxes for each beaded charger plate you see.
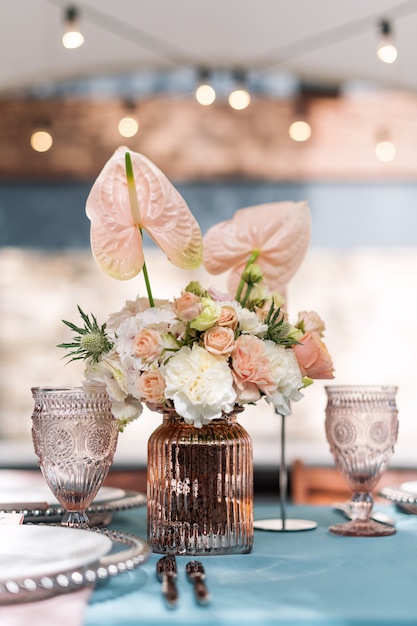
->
[0,525,150,605]
[380,481,417,514]
[0,471,146,524]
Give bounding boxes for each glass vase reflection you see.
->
[147,406,254,555]
[31,386,119,528]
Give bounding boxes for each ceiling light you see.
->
[30,129,53,153]
[62,6,85,49]
[288,120,312,142]
[195,68,216,106]
[376,19,398,64]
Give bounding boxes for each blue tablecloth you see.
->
[85,503,417,626]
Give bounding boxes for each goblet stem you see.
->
[350,492,374,521]
[61,510,90,529]
[329,491,395,537]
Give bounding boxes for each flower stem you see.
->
[235,250,260,303]
[241,284,253,308]
[141,242,155,308]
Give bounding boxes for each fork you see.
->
[156,556,178,609]
[186,560,211,605]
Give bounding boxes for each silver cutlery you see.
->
[156,556,178,609]
[186,560,211,605]
[332,501,396,527]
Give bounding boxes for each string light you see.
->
[62,6,85,49]
[117,100,139,137]
[30,128,53,152]
[288,83,319,142]
[375,132,396,162]
[118,116,139,137]
[376,19,398,64]
[195,68,216,106]
[228,70,251,110]
[289,120,312,142]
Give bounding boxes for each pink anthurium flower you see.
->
[203,201,311,296]
[86,147,203,282]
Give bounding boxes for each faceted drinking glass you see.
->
[31,386,118,528]
[325,385,398,537]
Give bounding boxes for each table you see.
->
[85,503,417,626]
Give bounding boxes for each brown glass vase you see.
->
[147,406,253,555]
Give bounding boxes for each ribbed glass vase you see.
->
[147,407,253,555]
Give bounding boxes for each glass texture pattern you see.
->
[31,386,118,527]
[147,408,253,555]
[325,385,398,536]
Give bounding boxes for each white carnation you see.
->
[262,341,304,415]
[164,344,237,427]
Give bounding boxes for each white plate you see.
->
[0,525,112,580]
[0,471,125,506]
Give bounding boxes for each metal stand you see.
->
[253,411,318,532]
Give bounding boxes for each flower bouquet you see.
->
[59,147,334,552]
[59,148,334,430]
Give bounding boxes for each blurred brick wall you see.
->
[1,92,417,181]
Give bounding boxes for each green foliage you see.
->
[57,306,113,363]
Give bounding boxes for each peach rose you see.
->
[293,332,334,379]
[217,305,239,330]
[296,311,326,337]
[133,328,163,362]
[174,291,202,321]
[231,334,276,402]
[137,370,166,403]
[204,326,235,356]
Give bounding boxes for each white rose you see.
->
[164,344,236,427]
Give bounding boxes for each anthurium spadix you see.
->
[203,201,312,297]
[86,147,203,282]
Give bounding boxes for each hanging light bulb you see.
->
[195,68,216,106]
[289,84,312,142]
[62,6,85,49]
[376,19,398,64]
[118,116,139,137]
[289,120,312,142]
[228,70,251,110]
[30,127,53,152]
[118,100,140,138]
[374,128,396,162]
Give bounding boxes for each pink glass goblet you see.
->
[325,385,398,537]
[31,385,118,528]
